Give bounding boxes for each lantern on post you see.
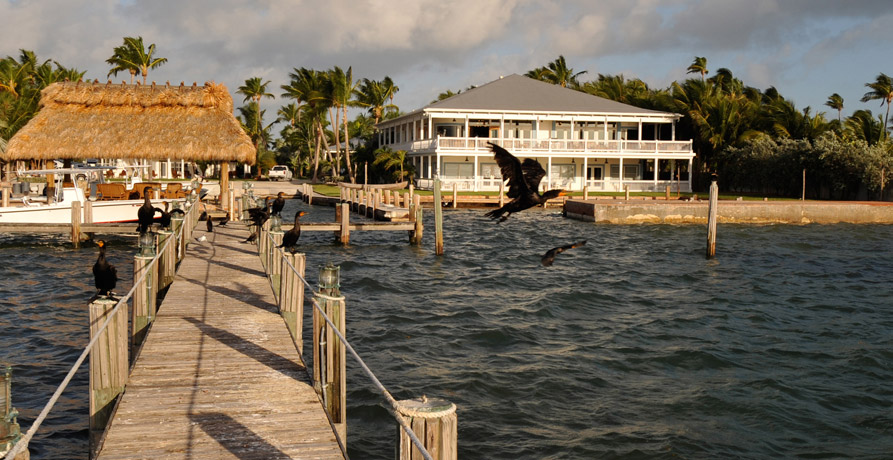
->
[0,365,22,456]
[318,262,341,296]
[139,231,156,257]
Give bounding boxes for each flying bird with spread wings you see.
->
[485,142,565,223]
[541,240,587,267]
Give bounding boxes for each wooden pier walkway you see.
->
[96,224,344,459]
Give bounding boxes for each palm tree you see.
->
[845,109,885,145]
[860,73,893,142]
[237,77,275,175]
[546,55,587,88]
[687,56,708,81]
[282,68,333,182]
[328,66,358,182]
[106,37,167,85]
[354,77,399,124]
[825,93,844,123]
[373,147,411,182]
[277,103,301,127]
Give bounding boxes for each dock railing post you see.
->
[269,217,283,291]
[88,297,127,457]
[71,201,82,248]
[171,215,184,263]
[396,396,457,460]
[706,180,718,259]
[279,252,306,353]
[313,263,346,443]
[132,249,157,349]
[451,183,457,209]
[0,184,8,208]
[499,180,505,207]
[434,178,444,255]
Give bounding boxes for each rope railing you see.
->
[271,236,435,460]
[4,201,196,460]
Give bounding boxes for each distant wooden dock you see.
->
[96,224,344,459]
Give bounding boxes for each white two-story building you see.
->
[376,74,694,192]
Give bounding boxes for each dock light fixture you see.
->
[318,262,341,296]
[139,231,156,257]
[1,365,22,452]
[270,214,282,232]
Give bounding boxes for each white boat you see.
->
[0,168,190,225]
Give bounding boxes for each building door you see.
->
[587,165,604,190]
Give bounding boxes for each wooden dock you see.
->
[96,224,344,459]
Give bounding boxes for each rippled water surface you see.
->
[2,201,892,459]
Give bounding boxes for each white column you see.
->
[672,120,676,141]
[654,157,659,190]
[582,157,588,191]
[166,159,172,179]
[688,157,694,192]
[546,156,552,191]
[474,156,479,191]
[427,116,432,141]
[619,157,624,192]
[638,121,643,140]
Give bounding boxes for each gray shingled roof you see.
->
[424,74,668,115]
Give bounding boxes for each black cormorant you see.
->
[278,211,307,253]
[137,188,156,233]
[92,240,118,299]
[485,142,565,223]
[541,240,586,267]
[271,192,286,216]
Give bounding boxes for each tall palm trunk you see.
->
[329,106,341,179]
[342,105,355,183]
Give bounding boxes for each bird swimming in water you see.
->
[92,240,118,299]
[137,188,156,233]
[271,192,286,216]
[541,240,587,267]
[485,142,565,223]
[278,211,307,253]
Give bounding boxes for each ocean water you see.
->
[1,201,891,459]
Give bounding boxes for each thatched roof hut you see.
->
[2,80,255,164]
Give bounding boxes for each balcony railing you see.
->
[432,137,693,154]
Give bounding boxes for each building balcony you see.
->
[390,136,694,157]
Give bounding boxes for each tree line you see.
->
[3,40,892,198]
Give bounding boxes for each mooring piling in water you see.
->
[706,180,718,258]
[314,263,347,443]
[434,178,444,255]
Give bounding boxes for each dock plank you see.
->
[97,224,344,459]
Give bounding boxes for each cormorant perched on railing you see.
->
[92,240,118,300]
[137,188,156,233]
[278,211,307,253]
[541,240,586,267]
[485,142,565,223]
[271,191,286,216]
[155,201,172,230]
[244,197,272,243]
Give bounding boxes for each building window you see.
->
[550,163,575,188]
[609,164,641,180]
[442,162,474,178]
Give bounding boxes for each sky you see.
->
[2,0,891,126]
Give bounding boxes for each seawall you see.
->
[564,199,893,224]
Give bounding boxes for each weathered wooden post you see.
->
[71,201,82,248]
[0,366,27,460]
[156,230,173,288]
[410,194,423,245]
[396,396,457,460]
[624,185,630,200]
[171,214,184,263]
[88,297,127,456]
[313,263,346,443]
[706,179,718,259]
[0,184,8,208]
[307,184,313,205]
[279,252,306,352]
[434,178,444,255]
[134,234,158,347]
[665,185,671,200]
[802,168,806,201]
[404,192,411,212]
[338,202,350,245]
[451,183,457,209]
[583,185,589,201]
[269,216,283,290]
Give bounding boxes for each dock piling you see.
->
[434,178,444,255]
[279,252,306,353]
[410,194,423,245]
[71,201,82,248]
[706,180,718,258]
[132,251,157,348]
[314,263,347,442]
[396,396,457,460]
[88,297,127,457]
